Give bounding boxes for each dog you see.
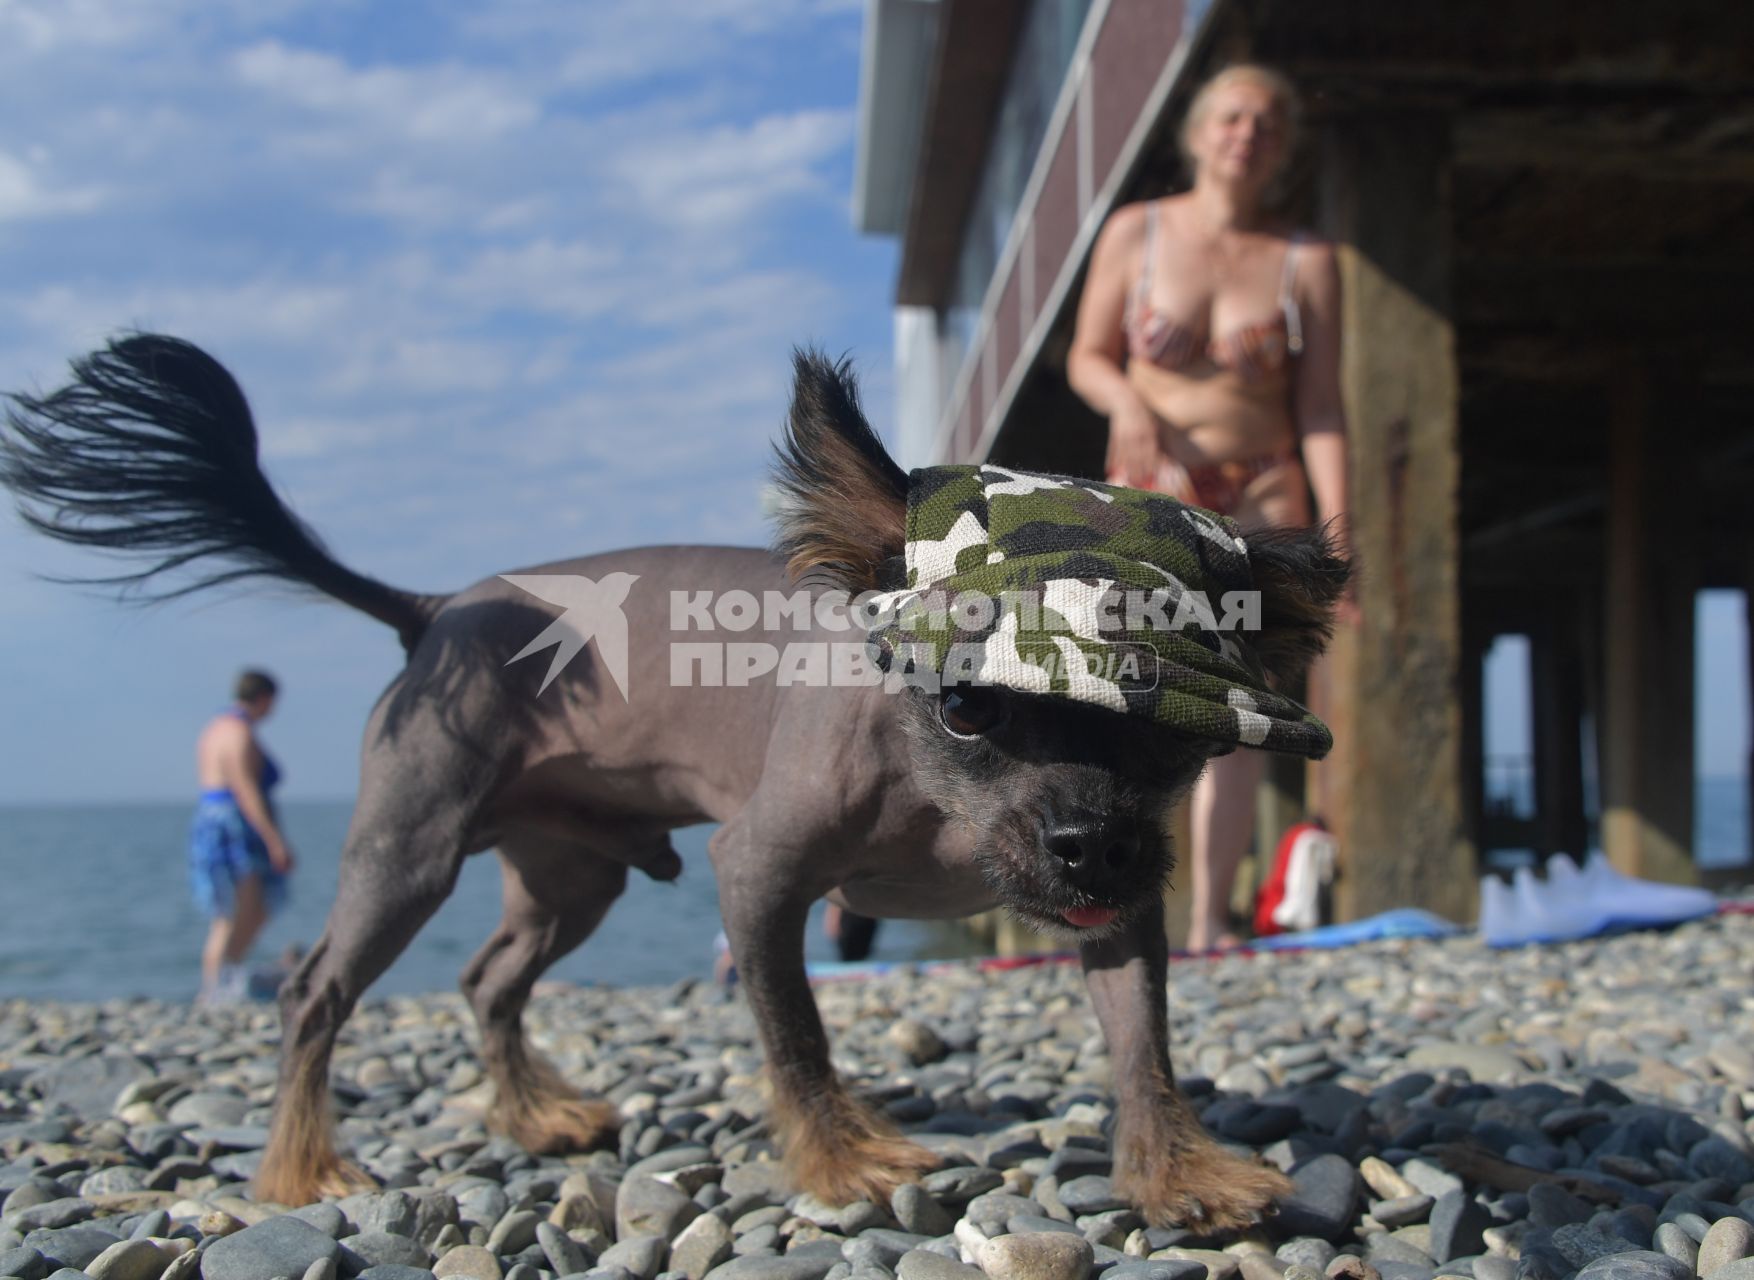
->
[3,334,1347,1228]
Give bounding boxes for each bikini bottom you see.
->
[1108,445,1297,516]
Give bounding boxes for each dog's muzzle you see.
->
[1039,804,1141,913]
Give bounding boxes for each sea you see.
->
[0,806,979,1004]
[0,778,1746,1004]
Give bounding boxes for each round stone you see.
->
[1572,1253,1692,1280]
[1055,1175,1127,1217]
[432,1245,503,1280]
[0,1245,50,1280]
[1277,1241,1337,1273]
[981,1231,1096,1280]
[287,1204,350,1242]
[1371,1198,1434,1230]
[1698,1218,1754,1278]
[702,1256,842,1280]
[85,1239,170,1280]
[1527,1184,1591,1229]
[617,1176,703,1244]
[201,1216,342,1280]
[1108,1266,1213,1280]
[165,1093,251,1128]
[891,1184,953,1238]
[24,1225,126,1271]
[343,1233,432,1271]
[895,1253,986,1280]
[1277,1157,1362,1242]
[1651,1224,1697,1269]
[598,1235,668,1280]
[887,1020,948,1065]
[7,1200,95,1232]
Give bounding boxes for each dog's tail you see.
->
[1,333,443,653]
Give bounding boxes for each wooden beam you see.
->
[1455,109,1754,182]
[1467,533,1605,590]
[1457,261,1754,335]
[1460,336,1616,383]
[1315,112,1475,924]
[1531,607,1589,860]
[1453,170,1754,263]
[1255,0,1754,87]
[1463,333,1754,387]
[1600,363,1698,882]
[1459,613,1487,863]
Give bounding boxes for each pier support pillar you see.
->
[1601,364,1697,883]
[1315,113,1474,923]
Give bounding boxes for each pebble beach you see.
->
[3,905,1753,1280]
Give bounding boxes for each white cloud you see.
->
[437,240,626,320]
[0,0,351,61]
[14,277,357,355]
[232,40,541,143]
[0,0,160,55]
[0,149,106,221]
[610,109,855,232]
[458,0,862,94]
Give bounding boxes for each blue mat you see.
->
[1248,908,1462,951]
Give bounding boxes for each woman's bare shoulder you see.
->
[1084,202,1149,278]
[203,715,250,744]
[1288,228,1339,257]
[1290,234,1340,292]
[1093,201,1153,258]
[1109,199,1157,225]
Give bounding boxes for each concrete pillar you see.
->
[1601,363,1697,882]
[1315,112,1475,923]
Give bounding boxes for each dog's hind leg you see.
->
[255,785,477,1206]
[460,832,628,1155]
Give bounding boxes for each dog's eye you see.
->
[939,686,1004,739]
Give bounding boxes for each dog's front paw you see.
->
[796,1126,942,1206]
[1116,1124,1292,1231]
[255,1147,376,1207]
[772,1085,941,1205]
[495,1095,622,1155]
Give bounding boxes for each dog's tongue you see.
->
[1062,906,1119,928]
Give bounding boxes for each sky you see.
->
[0,0,900,802]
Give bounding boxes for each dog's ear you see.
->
[771,348,909,592]
[1244,522,1351,684]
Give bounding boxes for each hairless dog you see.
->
[3,334,1347,1228]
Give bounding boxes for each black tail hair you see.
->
[1,333,439,651]
[770,347,908,592]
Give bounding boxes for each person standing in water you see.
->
[189,669,295,1003]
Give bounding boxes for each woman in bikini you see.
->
[1068,64,1350,953]
[189,669,296,1003]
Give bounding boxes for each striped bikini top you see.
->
[1125,201,1304,384]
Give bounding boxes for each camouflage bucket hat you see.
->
[865,464,1333,758]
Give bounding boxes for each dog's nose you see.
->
[1041,810,1140,893]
